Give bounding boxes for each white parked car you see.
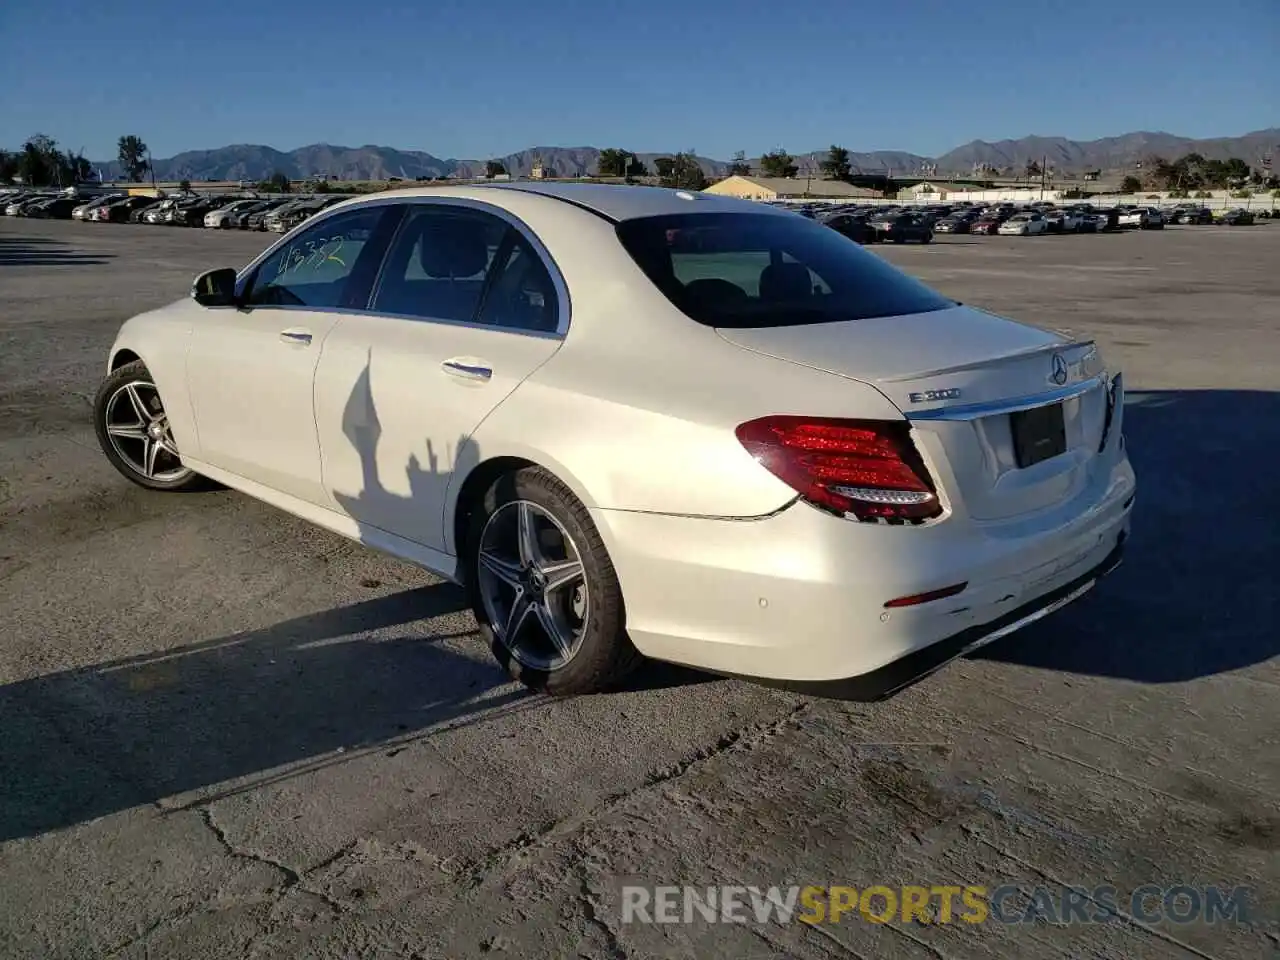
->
[204,199,259,229]
[1118,207,1164,230]
[997,212,1048,236]
[72,194,125,220]
[93,184,1135,697]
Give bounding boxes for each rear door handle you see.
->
[280,329,313,345]
[441,359,492,382]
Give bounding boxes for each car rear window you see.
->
[615,212,953,329]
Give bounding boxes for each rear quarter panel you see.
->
[462,201,906,524]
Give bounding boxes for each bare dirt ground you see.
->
[0,216,1276,959]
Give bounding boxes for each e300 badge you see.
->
[908,388,963,403]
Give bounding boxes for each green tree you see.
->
[258,171,292,193]
[727,150,750,176]
[65,151,93,184]
[759,149,798,178]
[658,152,706,190]
[178,178,192,194]
[1222,157,1251,185]
[18,135,64,186]
[313,180,331,193]
[625,156,648,178]
[819,145,853,181]
[1120,175,1142,193]
[0,149,16,183]
[1024,159,1042,178]
[484,159,507,178]
[117,135,150,182]
[596,148,629,177]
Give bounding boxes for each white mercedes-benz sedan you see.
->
[94,183,1135,697]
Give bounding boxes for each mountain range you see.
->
[94,128,1278,182]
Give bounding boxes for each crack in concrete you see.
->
[576,866,627,959]
[961,824,1227,960]
[196,806,349,919]
[101,901,203,959]
[458,701,810,889]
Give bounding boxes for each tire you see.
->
[920,234,932,244]
[465,466,641,696]
[93,359,208,492]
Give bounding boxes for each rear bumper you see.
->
[591,452,1134,691]
[750,536,1125,701]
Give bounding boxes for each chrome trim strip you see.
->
[906,375,1105,421]
[960,577,1100,655]
[879,338,1094,383]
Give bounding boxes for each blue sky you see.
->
[1,0,1275,161]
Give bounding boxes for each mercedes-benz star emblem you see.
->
[1051,353,1069,386]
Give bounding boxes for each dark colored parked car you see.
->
[23,197,77,218]
[871,212,934,243]
[234,198,290,229]
[934,212,979,234]
[102,195,160,222]
[1220,208,1255,225]
[267,195,343,233]
[821,212,879,244]
[1172,208,1213,224]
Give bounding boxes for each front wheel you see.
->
[466,467,641,695]
[93,360,206,491]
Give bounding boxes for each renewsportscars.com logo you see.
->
[619,884,1257,926]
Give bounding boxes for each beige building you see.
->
[896,181,983,200]
[703,175,881,200]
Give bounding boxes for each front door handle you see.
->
[280,329,313,345]
[441,359,492,382]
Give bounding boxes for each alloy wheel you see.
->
[102,380,191,483]
[477,500,589,672]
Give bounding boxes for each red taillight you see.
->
[735,416,942,522]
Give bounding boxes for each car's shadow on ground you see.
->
[0,585,526,842]
[0,352,713,843]
[0,234,112,267]
[972,389,1279,682]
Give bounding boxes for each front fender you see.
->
[107,300,201,459]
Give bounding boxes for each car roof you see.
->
[329,181,789,223]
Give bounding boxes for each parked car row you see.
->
[0,188,349,232]
[772,197,1267,244]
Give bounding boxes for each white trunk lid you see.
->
[716,306,1111,521]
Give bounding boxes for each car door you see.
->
[185,203,399,506]
[313,200,566,553]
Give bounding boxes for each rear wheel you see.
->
[93,360,206,492]
[466,467,641,695]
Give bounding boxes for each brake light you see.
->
[736,416,942,522]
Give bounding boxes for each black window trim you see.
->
[234,195,571,339]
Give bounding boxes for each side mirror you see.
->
[192,268,239,307]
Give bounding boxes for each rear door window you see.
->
[371,205,506,322]
[616,212,953,329]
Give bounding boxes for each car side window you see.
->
[371,206,505,321]
[246,207,386,309]
[477,232,559,333]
